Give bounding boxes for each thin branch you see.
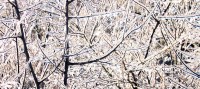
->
[70,7,155,65]
[141,38,181,64]
[158,14,200,19]
[169,78,188,88]
[144,20,160,59]
[40,58,64,83]
[63,47,92,57]
[160,21,199,78]
[175,50,200,78]
[68,0,74,4]
[0,36,19,40]
[48,2,66,14]
[89,21,98,44]
[2,22,15,31]
[21,70,26,89]
[144,3,171,59]
[15,37,20,83]
[69,10,125,19]
[20,2,42,12]
[37,39,54,64]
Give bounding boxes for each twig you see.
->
[48,2,66,14]
[141,38,181,64]
[2,22,15,31]
[158,14,200,19]
[89,22,98,44]
[69,10,126,19]
[20,2,42,12]
[63,47,93,57]
[36,39,54,64]
[168,78,188,89]
[70,7,155,65]
[40,58,64,83]
[175,50,200,78]
[161,27,200,78]
[21,70,26,89]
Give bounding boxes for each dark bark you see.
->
[8,0,40,88]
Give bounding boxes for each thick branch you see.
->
[63,0,70,86]
[9,0,40,88]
